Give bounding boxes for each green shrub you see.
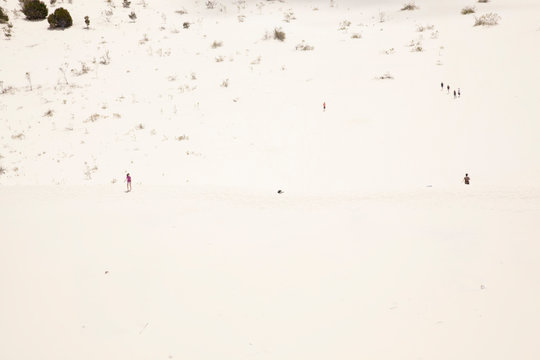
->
[22,0,49,20]
[47,7,72,28]
[0,7,9,23]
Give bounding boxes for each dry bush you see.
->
[401,2,418,11]
[461,6,475,14]
[351,33,361,39]
[478,0,489,3]
[220,78,229,87]
[175,9,188,15]
[378,11,386,23]
[183,21,190,29]
[408,40,423,52]
[295,41,314,51]
[206,1,216,9]
[474,12,500,26]
[11,133,25,140]
[377,72,394,80]
[176,135,189,141]
[417,24,434,32]
[211,40,223,48]
[43,109,54,117]
[100,50,111,64]
[273,27,285,41]
[215,55,224,62]
[338,19,351,30]
[237,14,245,22]
[122,0,131,8]
[283,10,295,23]
[128,11,136,21]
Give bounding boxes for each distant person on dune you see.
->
[447,84,450,93]
[458,88,461,97]
[464,173,470,185]
[126,173,132,192]
[454,90,457,98]
[441,82,444,90]
[323,102,326,111]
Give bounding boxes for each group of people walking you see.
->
[441,82,461,98]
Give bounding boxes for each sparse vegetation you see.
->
[474,13,500,26]
[377,72,394,80]
[176,135,189,141]
[47,7,72,29]
[0,6,9,23]
[283,10,295,23]
[295,41,314,51]
[221,78,229,87]
[401,2,418,11]
[206,1,216,9]
[274,27,285,41]
[461,6,476,15]
[100,50,111,64]
[0,166,6,175]
[378,11,386,23]
[122,0,131,8]
[128,11,136,21]
[21,0,49,20]
[84,15,89,28]
[183,21,190,29]
[417,24,434,32]
[351,33,362,39]
[338,19,351,30]
[3,22,13,39]
[211,40,223,48]
[478,0,489,3]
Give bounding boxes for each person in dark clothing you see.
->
[447,84,450,93]
[453,90,457,98]
[458,88,461,97]
[464,173,470,185]
[441,82,444,90]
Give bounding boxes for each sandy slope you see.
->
[1,0,540,359]
[1,186,540,360]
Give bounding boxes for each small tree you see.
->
[84,15,89,28]
[0,6,9,23]
[128,11,136,21]
[274,27,285,41]
[122,0,131,8]
[47,7,72,29]
[21,0,49,20]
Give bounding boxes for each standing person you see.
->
[453,90,457,98]
[126,173,132,192]
[447,84,450,93]
[464,173,470,185]
[323,101,326,111]
[458,88,461,97]
[441,82,444,90]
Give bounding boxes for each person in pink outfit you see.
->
[126,173,132,192]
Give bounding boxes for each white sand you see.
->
[1,0,540,358]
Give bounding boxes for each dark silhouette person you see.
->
[447,84,450,93]
[464,173,470,185]
[323,102,326,111]
[441,82,444,90]
[453,90,457,98]
[458,88,461,97]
